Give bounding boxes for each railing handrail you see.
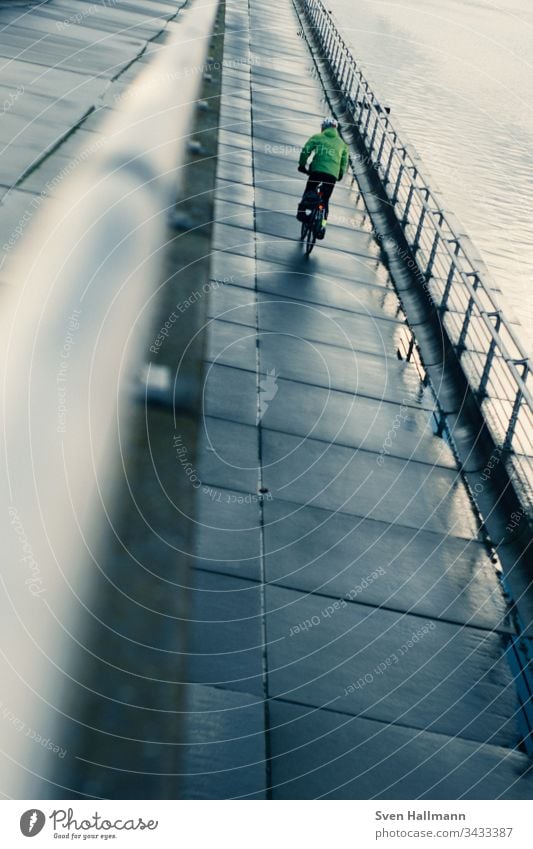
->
[380,159,530,366]
[302,0,532,510]
[0,0,218,797]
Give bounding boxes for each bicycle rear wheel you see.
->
[305,209,317,255]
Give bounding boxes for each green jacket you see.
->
[299,127,348,180]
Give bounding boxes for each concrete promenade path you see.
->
[181,0,533,799]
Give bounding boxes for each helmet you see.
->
[321,117,338,130]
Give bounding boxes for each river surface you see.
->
[329,0,533,354]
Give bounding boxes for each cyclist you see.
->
[296,117,348,238]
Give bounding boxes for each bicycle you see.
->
[299,183,326,256]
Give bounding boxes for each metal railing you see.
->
[0,0,218,797]
[302,0,532,515]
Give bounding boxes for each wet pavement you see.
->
[181,0,533,799]
[0,0,530,804]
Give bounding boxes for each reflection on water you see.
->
[329,0,533,353]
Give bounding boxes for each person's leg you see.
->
[309,173,336,239]
[297,173,321,219]
[319,174,336,219]
[297,171,337,221]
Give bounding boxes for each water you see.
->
[329,0,533,354]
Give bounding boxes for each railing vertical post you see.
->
[362,98,373,138]
[0,0,221,798]
[353,76,362,112]
[383,134,396,183]
[369,112,381,153]
[331,38,340,70]
[401,170,417,226]
[325,23,334,54]
[413,190,429,252]
[440,240,460,310]
[310,1,317,29]
[339,52,347,89]
[345,65,355,103]
[457,274,480,351]
[375,117,389,170]
[321,19,329,50]
[392,157,405,206]
[321,20,328,50]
